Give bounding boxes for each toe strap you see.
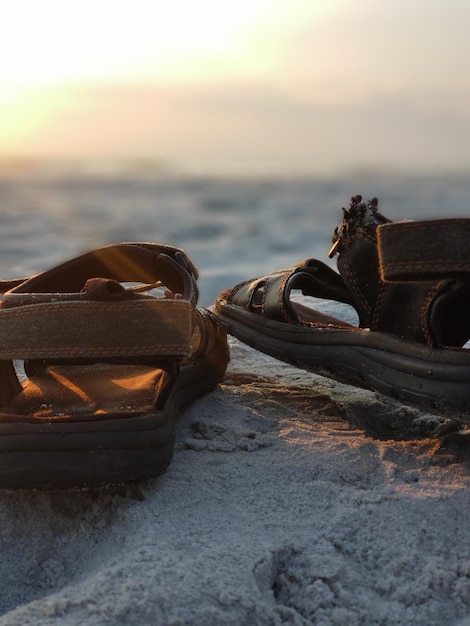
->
[229,259,354,324]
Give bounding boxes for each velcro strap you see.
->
[378,219,470,281]
[0,299,192,359]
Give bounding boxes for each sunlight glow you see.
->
[6,0,465,175]
[0,89,54,145]
[0,0,337,155]
[0,0,334,90]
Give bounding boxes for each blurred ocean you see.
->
[0,169,469,307]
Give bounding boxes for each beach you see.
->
[0,336,468,624]
[0,171,469,624]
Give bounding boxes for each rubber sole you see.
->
[0,312,229,490]
[215,301,470,422]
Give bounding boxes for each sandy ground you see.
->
[0,337,469,625]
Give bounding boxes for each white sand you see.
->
[0,337,469,625]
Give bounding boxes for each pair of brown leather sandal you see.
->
[2,196,469,488]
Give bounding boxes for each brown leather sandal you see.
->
[0,243,229,489]
[215,196,470,419]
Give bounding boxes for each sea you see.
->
[0,168,469,310]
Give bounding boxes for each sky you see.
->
[0,0,469,175]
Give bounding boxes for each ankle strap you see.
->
[378,219,470,281]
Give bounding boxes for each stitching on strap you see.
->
[378,219,470,280]
[0,300,193,359]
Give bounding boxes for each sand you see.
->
[0,337,469,625]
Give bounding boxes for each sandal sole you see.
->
[216,302,470,420]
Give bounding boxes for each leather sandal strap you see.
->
[230,260,354,324]
[378,219,470,281]
[0,242,197,359]
[0,243,200,405]
[2,242,199,305]
[0,299,193,360]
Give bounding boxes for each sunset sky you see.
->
[1,0,469,174]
